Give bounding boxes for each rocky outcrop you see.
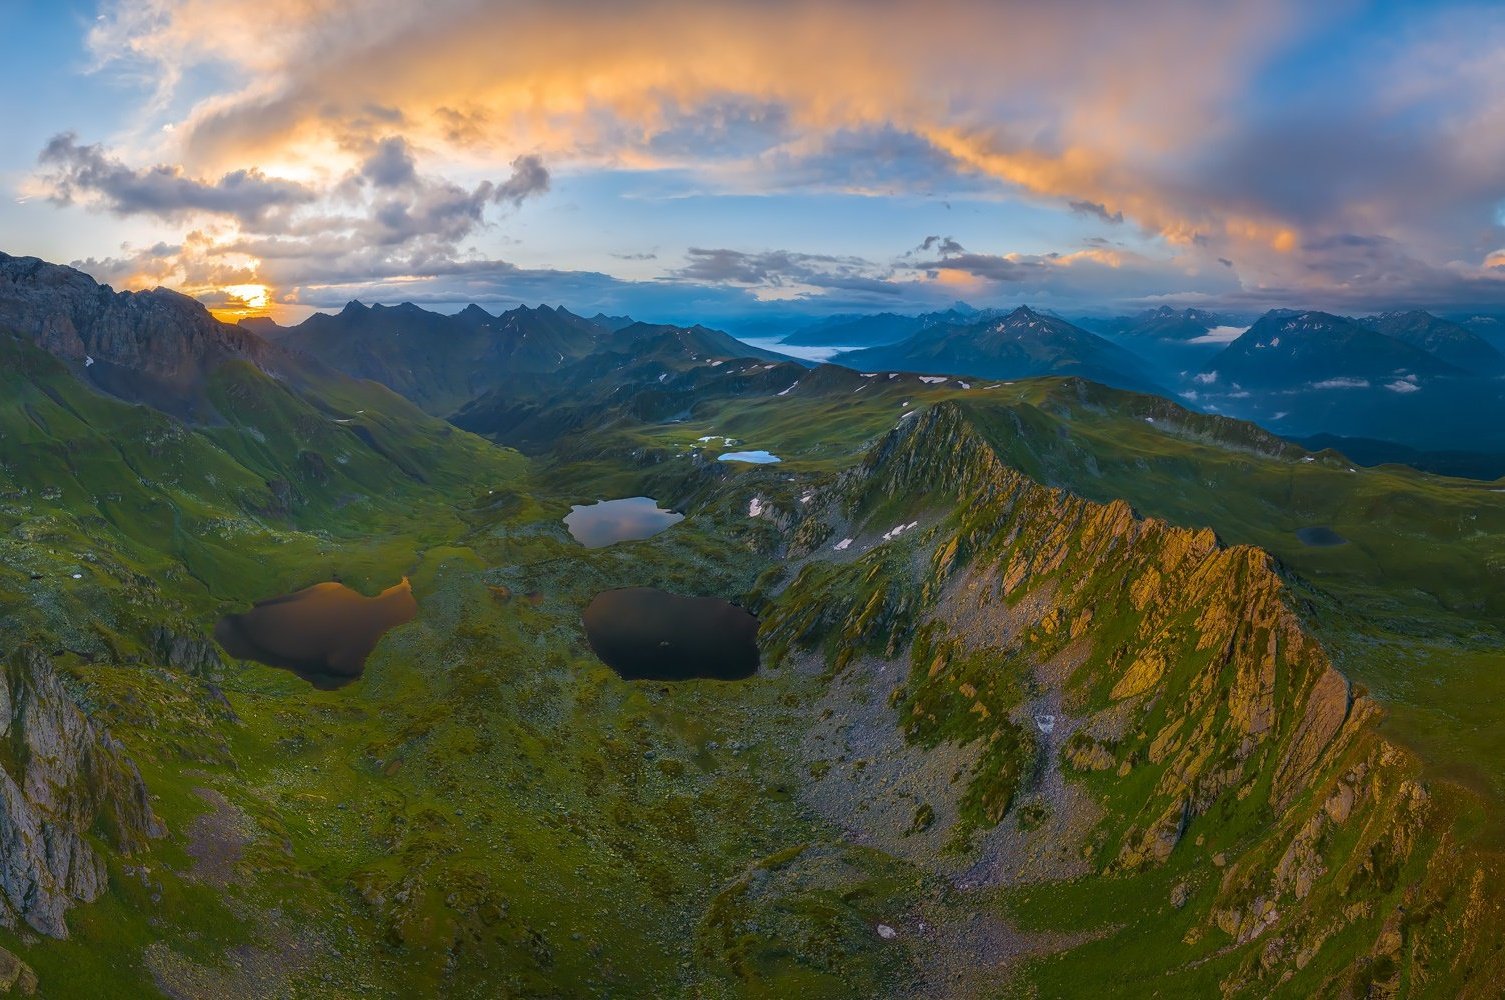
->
[0,946,37,996]
[772,402,1504,995]
[0,252,297,419]
[0,646,164,937]
[148,627,225,679]
[0,253,270,376]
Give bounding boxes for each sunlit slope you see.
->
[756,403,1505,996]
[557,365,1505,808]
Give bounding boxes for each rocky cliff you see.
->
[0,646,163,938]
[0,252,291,419]
[769,402,1505,995]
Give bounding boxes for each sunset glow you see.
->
[3,1,1503,322]
[221,283,270,312]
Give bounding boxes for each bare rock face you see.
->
[0,252,286,419]
[0,646,164,937]
[149,626,226,680]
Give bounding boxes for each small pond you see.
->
[582,587,759,681]
[718,450,781,464]
[1296,526,1348,547]
[564,497,684,548]
[214,578,417,689]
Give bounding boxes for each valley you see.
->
[1,253,1503,997]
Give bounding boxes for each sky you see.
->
[1,0,1504,325]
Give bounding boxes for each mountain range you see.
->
[832,305,1165,393]
[246,299,789,416]
[3,249,1505,996]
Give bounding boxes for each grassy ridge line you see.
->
[766,402,1505,996]
[613,368,1505,815]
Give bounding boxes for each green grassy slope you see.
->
[3,339,1504,997]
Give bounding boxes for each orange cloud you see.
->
[97,1,1300,250]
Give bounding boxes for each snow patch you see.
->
[833,538,853,551]
[881,521,920,542]
[776,381,799,397]
[918,375,947,384]
[748,497,764,517]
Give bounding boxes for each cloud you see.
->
[33,0,1505,315]
[1189,325,1246,344]
[1069,199,1124,224]
[34,127,554,316]
[493,154,550,206]
[916,235,965,256]
[37,132,315,224]
[673,247,903,299]
[360,136,418,189]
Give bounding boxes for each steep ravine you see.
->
[767,402,1505,997]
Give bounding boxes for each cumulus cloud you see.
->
[34,126,553,316]
[38,133,315,224]
[493,154,550,206]
[360,136,419,189]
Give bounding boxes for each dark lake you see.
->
[564,497,685,548]
[1296,526,1348,547]
[582,587,759,681]
[214,578,418,689]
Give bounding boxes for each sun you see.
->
[222,283,270,311]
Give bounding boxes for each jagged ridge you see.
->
[770,402,1504,995]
